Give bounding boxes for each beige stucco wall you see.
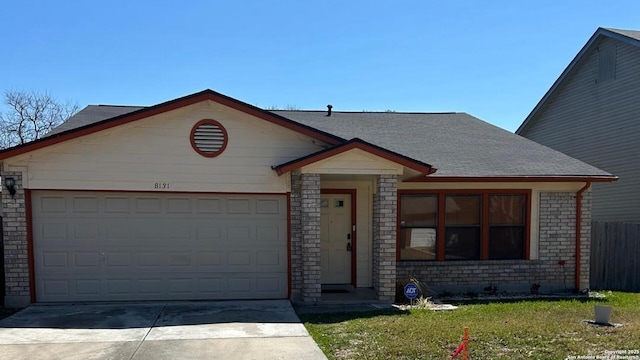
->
[3,100,328,193]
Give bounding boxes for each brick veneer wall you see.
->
[289,170,303,301]
[397,191,592,294]
[372,175,398,301]
[300,173,321,303]
[1,171,30,307]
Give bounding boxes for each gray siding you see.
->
[520,37,640,223]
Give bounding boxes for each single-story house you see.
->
[0,89,616,307]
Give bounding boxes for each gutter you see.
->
[575,181,591,291]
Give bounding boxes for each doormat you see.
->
[321,289,349,294]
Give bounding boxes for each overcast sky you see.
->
[2,1,639,131]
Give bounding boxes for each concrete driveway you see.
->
[0,300,327,360]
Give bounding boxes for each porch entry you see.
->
[320,191,355,285]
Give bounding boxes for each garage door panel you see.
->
[139,279,163,294]
[168,252,193,266]
[197,278,223,294]
[106,279,133,295]
[196,199,222,213]
[43,280,70,296]
[226,198,251,214]
[197,252,223,266]
[76,279,101,295]
[72,197,99,213]
[256,251,282,266]
[33,191,287,302]
[134,197,162,213]
[105,197,130,213]
[73,222,100,242]
[106,252,132,267]
[75,252,101,267]
[36,272,287,301]
[39,222,68,243]
[39,196,67,213]
[166,198,192,213]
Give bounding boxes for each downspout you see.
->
[575,181,591,291]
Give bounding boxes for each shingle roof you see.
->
[41,101,612,178]
[272,110,611,177]
[47,105,144,136]
[605,28,640,41]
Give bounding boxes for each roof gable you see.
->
[516,27,640,134]
[0,89,344,160]
[274,138,436,176]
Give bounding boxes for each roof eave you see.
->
[405,175,618,183]
[516,27,640,135]
[0,89,346,160]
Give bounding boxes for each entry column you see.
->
[301,173,321,303]
[1,170,30,308]
[372,174,398,301]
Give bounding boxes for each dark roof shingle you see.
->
[43,103,612,178]
[47,105,144,136]
[604,27,640,41]
[272,110,611,177]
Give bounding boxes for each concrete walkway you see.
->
[0,300,327,360]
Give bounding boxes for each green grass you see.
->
[300,292,640,360]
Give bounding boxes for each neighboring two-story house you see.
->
[517,27,640,224]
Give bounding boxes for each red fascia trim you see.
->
[405,175,617,183]
[28,189,287,195]
[25,190,36,303]
[575,181,591,291]
[399,189,533,195]
[0,90,342,160]
[321,189,358,287]
[276,142,434,176]
[210,93,341,145]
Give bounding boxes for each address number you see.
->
[154,182,170,189]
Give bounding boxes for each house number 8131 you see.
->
[154,182,170,189]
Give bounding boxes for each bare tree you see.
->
[0,90,79,149]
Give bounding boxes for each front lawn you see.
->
[300,292,640,359]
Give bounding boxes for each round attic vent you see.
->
[190,119,228,157]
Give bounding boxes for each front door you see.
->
[320,194,352,284]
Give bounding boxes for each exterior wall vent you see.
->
[190,119,228,157]
[597,44,616,83]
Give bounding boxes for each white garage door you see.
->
[32,191,287,302]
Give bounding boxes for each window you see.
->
[445,195,481,260]
[488,195,526,260]
[399,195,437,260]
[398,191,529,261]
